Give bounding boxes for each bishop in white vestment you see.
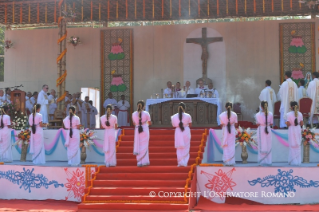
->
[163,81,173,98]
[195,80,206,96]
[182,81,195,97]
[278,72,298,128]
[259,80,277,114]
[37,85,49,124]
[117,95,130,127]
[306,72,319,124]
[206,83,219,98]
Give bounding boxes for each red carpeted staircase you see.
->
[78,128,207,212]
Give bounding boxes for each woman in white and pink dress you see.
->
[63,105,81,166]
[0,105,12,162]
[286,101,303,166]
[100,104,118,167]
[256,101,273,166]
[132,100,151,167]
[171,102,192,167]
[219,102,238,166]
[29,104,47,164]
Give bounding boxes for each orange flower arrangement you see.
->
[80,129,96,148]
[15,129,31,145]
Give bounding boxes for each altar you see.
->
[146,98,221,127]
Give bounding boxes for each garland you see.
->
[10,128,122,156]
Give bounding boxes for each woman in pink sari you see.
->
[171,102,192,167]
[132,100,151,167]
[219,102,238,166]
[29,104,47,164]
[100,104,118,167]
[286,101,303,166]
[256,101,273,166]
[63,106,81,166]
[0,106,12,162]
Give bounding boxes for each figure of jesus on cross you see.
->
[186,28,223,84]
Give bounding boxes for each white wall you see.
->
[4,19,319,121]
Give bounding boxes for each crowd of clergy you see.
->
[0,70,317,167]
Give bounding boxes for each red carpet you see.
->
[78,129,207,211]
[0,199,78,211]
[194,196,319,211]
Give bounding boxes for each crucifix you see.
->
[186,27,223,85]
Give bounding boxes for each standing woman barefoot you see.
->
[219,102,238,166]
[100,104,118,167]
[0,106,12,162]
[286,101,303,166]
[171,102,192,167]
[256,101,273,166]
[29,104,47,164]
[63,106,81,166]
[132,101,151,167]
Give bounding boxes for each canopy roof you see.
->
[0,0,315,25]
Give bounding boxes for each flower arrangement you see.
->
[13,129,31,146]
[235,126,257,147]
[4,40,13,50]
[68,36,81,47]
[80,129,97,149]
[11,111,28,130]
[302,126,319,146]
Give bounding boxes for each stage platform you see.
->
[196,165,319,205]
[0,162,96,203]
[1,127,319,207]
[4,160,319,167]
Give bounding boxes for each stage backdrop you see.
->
[4,19,319,122]
[197,166,319,204]
[100,29,133,116]
[279,22,316,84]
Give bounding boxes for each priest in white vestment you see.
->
[0,90,10,106]
[195,80,206,96]
[206,82,219,98]
[259,80,277,114]
[103,92,117,115]
[76,92,83,122]
[89,100,98,129]
[81,96,91,128]
[37,85,49,124]
[25,92,33,114]
[117,95,130,127]
[278,71,298,128]
[48,89,57,120]
[30,92,38,105]
[306,72,319,124]
[163,81,173,98]
[297,79,307,102]
[182,81,195,97]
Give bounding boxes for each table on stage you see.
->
[146,98,221,127]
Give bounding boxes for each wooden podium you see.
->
[10,89,25,113]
